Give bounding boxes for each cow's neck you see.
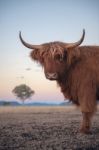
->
[57,70,72,100]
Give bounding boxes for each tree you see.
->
[12,84,35,103]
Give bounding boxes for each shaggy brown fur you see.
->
[19,31,99,134]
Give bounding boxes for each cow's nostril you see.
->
[53,73,57,78]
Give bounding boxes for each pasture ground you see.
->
[0,106,99,150]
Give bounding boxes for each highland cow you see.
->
[19,29,99,134]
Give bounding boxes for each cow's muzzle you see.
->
[46,73,58,80]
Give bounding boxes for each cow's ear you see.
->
[67,48,80,65]
[30,50,40,61]
[30,50,44,64]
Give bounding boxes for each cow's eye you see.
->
[55,54,63,62]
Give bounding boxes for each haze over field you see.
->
[0,0,99,103]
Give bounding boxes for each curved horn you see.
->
[66,29,85,48]
[19,31,42,49]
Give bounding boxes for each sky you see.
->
[0,0,99,103]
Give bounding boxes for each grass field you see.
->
[0,106,99,150]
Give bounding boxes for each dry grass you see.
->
[0,105,76,114]
[0,105,99,150]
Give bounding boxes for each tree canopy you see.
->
[12,84,35,103]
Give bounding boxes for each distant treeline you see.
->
[0,101,21,106]
[0,100,73,106]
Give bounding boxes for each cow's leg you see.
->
[80,112,93,134]
[79,84,96,134]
